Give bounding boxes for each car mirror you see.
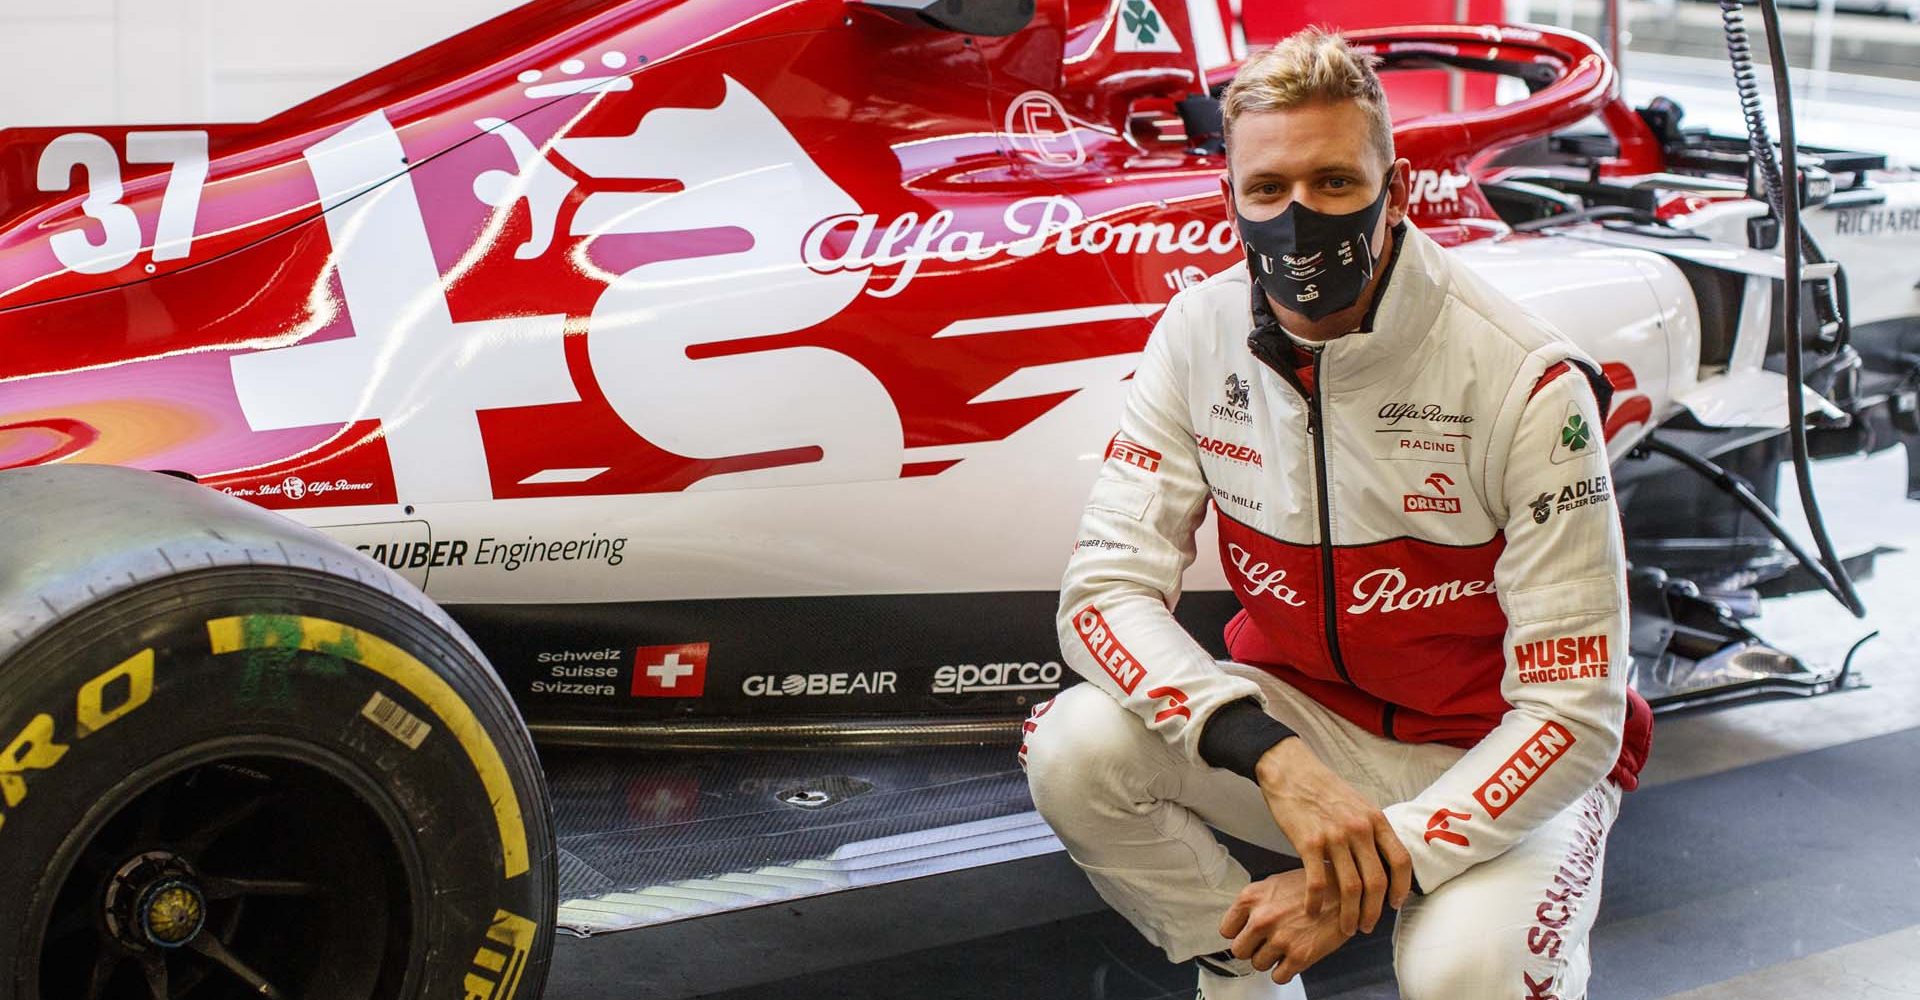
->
[849,0,1036,37]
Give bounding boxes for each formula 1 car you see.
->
[1,0,1915,996]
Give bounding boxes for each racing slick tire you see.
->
[0,465,556,1000]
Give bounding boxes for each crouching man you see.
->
[1022,28,1653,1000]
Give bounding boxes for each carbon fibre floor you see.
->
[548,722,1920,1000]
[546,449,1920,999]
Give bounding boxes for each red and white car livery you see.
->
[1,0,1915,727]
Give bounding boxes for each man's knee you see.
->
[1021,684,1164,826]
[1397,936,1557,1000]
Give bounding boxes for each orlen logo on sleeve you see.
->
[1071,605,1143,693]
[1474,720,1574,819]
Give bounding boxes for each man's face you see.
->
[1222,99,1407,231]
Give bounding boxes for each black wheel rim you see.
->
[29,738,426,1000]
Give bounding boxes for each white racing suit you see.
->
[1022,224,1652,999]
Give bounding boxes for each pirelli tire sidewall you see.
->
[0,567,555,1000]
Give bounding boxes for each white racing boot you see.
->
[1196,961,1308,999]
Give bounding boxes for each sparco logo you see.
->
[1227,543,1307,607]
[1071,606,1144,693]
[742,672,898,697]
[933,661,1064,694]
[1378,403,1473,426]
[1474,720,1574,819]
[1346,568,1494,614]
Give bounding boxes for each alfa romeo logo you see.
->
[1123,0,1162,43]
[1560,414,1591,451]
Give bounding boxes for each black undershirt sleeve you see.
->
[1197,698,1298,780]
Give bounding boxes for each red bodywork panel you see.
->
[0,1,1659,511]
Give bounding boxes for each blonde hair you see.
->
[1222,27,1394,173]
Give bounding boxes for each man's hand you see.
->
[1253,737,1412,936]
[1219,869,1351,985]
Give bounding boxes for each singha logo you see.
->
[1225,373,1251,410]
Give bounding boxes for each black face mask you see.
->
[1236,169,1394,322]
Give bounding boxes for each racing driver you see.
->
[1021,28,1653,1000]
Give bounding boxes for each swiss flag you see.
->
[631,643,709,698]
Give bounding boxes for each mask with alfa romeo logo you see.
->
[1236,166,1394,321]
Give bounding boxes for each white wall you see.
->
[0,0,525,127]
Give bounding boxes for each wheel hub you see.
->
[103,851,206,950]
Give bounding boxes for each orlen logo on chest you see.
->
[1071,606,1144,693]
[1475,720,1575,819]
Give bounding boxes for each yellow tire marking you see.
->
[206,616,529,879]
[77,648,155,737]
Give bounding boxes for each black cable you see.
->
[1637,435,1851,609]
[1719,0,1850,349]
[1751,0,1868,618]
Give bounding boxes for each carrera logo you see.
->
[632,643,709,698]
[1346,568,1495,615]
[1474,721,1575,819]
[1105,434,1162,473]
[1072,606,1145,693]
[1403,471,1461,514]
[1515,634,1611,684]
[1196,436,1262,467]
[1424,808,1472,847]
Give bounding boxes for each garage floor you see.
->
[544,449,1920,999]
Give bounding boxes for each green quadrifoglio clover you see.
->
[1123,0,1161,42]
[1561,413,1592,451]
